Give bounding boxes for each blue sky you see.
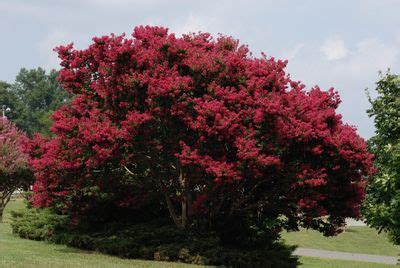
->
[1,0,399,138]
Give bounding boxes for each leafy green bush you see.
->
[12,207,298,267]
[363,72,400,244]
[10,207,67,241]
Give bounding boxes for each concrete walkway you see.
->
[294,247,399,265]
[345,218,367,227]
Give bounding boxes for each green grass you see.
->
[299,256,396,267]
[2,197,25,218]
[2,199,399,267]
[0,199,204,268]
[282,226,400,256]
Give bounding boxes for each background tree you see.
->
[27,26,373,247]
[9,68,71,136]
[0,120,33,222]
[0,81,24,126]
[363,72,400,243]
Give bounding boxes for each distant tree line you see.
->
[0,68,71,136]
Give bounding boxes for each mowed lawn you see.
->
[0,199,202,268]
[1,199,399,267]
[282,226,400,256]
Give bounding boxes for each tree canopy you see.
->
[0,82,24,127]
[363,72,400,243]
[0,68,71,136]
[26,26,373,244]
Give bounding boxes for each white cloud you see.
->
[320,36,349,61]
[330,38,399,79]
[287,36,400,138]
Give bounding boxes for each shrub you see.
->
[0,120,33,222]
[10,207,67,241]
[12,208,298,267]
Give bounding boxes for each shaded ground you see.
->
[0,199,202,268]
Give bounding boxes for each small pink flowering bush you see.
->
[0,120,33,221]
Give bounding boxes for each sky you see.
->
[1,0,399,138]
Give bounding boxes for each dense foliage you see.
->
[0,68,71,136]
[11,205,68,240]
[25,26,373,264]
[363,72,400,243]
[0,120,33,221]
[0,82,24,126]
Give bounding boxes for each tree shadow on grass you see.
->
[54,247,93,254]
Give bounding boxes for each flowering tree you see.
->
[0,120,33,222]
[27,26,373,240]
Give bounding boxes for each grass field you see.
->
[1,199,399,267]
[0,199,202,268]
[282,226,400,256]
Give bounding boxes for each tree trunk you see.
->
[180,166,188,228]
[0,206,4,223]
[158,166,190,229]
[0,189,14,223]
[164,192,181,228]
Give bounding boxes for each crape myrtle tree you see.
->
[0,120,33,222]
[363,72,400,243]
[27,26,373,244]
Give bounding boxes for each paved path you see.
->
[294,247,399,265]
[345,218,367,226]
